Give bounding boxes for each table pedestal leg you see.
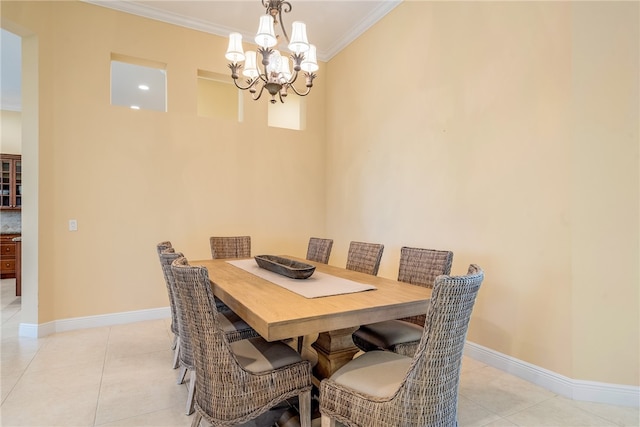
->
[311,327,359,382]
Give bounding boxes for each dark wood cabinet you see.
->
[1,234,20,279]
[1,154,22,210]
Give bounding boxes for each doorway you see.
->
[1,25,38,334]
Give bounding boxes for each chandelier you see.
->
[225,0,318,104]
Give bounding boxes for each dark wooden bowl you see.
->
[254,255,316,279]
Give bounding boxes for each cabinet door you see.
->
[13,159,21,208]
[1,158,12,208]
[0,155,21,209]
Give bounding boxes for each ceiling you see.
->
[86,0,401,62]
[1,1,401,111]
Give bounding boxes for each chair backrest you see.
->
[159,250,194,369]
[397,246,454,326]
[399,265,484,425]
[156,241,178,334]
[345,241,384,276]
[170,256,256,420]
[156,240,172,255]
[306,237,333,264]
[210,236,251,259]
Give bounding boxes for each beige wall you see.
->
[325,1,638,386]
[0,110,22,154]
[2,1,638,387]
[1,1,327,322]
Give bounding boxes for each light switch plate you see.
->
[69,219,78,231]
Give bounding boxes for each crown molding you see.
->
[82,0,401,62]
[322,1,401,60]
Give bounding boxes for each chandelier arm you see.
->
[252,84,266,101]
[288,83,311,97]
[232,76,260,91]
[257,72,269,84]
[286,69,299,86]
[278,5,290,43]
[288,72,316,96]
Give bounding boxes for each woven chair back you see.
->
[156,240,172,255]
[399,265,484,425]
[345,241,384,276]
[171,257,311,425]
[306,237,333,264]
[159,250,194,369]
[397,246,454,326]
[210,236,251,259]
[156,242,178,335]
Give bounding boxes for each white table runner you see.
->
[227,259,377,299]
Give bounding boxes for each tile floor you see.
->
[1,278,638,427]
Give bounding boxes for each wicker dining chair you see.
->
[209,235,251,259]
[295,237,335,353]
[156,241,181,369]
[159,251,259,415]
[320,264,484,427]
[171,256,312,427]
[306,237,333,264]
[345,241,384,276]
[352,247,454,356]
[209,235,253,312]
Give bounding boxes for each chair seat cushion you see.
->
[353,319,423,349]
[330,350,411,398]
[231,337,303,373]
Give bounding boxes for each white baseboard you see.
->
[19,306,170,338]
[464,341,639,408]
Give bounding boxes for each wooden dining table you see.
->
[193,256,431,381]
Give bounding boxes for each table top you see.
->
[193,256,432,341]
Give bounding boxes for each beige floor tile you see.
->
[0,342,40,376]
[1,371,22,403]
[1,334,43,353]
[95,349,188,425]
[42,327,110,349]
[505,395,620,426]
[26,334,108,373]
[1,359,104,426]
[105,320,173,361]
[461,355,488,373]
[457,395,502,426]
[459,365,557,416]
[481,418,519,426]
[94,405,192,426]
[573,399,640,426]
[1,316,23,338]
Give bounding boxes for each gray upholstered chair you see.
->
[159,251,259,415]
[345,241,384,276]
[306,237,333,264]
[209,235,251,259]
[352,246,454,356]
[156,241,180,368]
[171,256,312,427]
[320,265,484,427]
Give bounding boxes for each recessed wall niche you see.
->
[268,95,305,131]
[110,53,166,112]
[197,70,241,121]
[196,69,305,130]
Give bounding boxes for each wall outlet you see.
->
[69,219,78,231]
